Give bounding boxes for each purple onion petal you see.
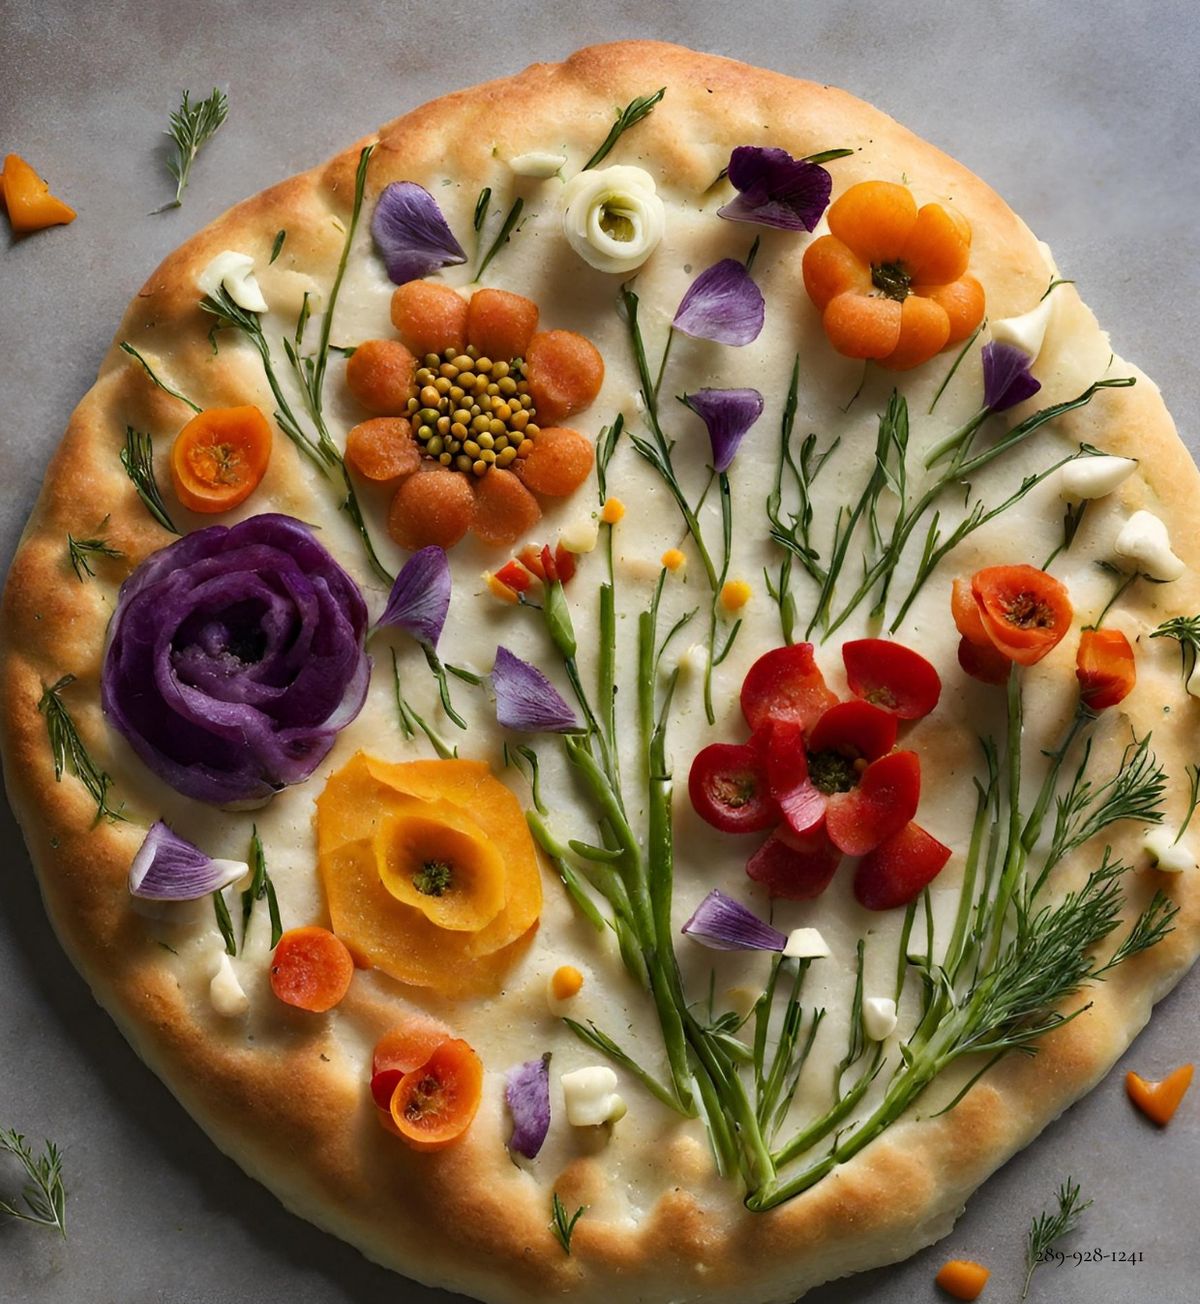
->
[681,889,787,952]
[491,646,579,734]
[505,1053,551,1159]
[371,181,467,286]
[129,821,247,901]
[673,259,765,346]
[681,388,764,473]
[718,146,832,232]
[376,546,451,648]
[982,340,1042,413]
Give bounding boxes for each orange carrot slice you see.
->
[170,405,272,513]
[388,468,475,550]
[1126,1064,1194,1126]
[389,1038,484,1151]
[269,926,354,1013]
[370,1016,451,1110]
[345,339,417,415]
[390,281,469,358]
[345,417,421,482]
[524,330,604,425]
[971,564,1073,666]
[879,294,951,371]
[823,292,902,360]
[935,1259,990,1300]
[471,467,541,545]
[2,152,76,234]
[467,288,539,361]
[801,235,871,310]
[827,181,918,265]
[518,427,595,497]
[915,275,986,345]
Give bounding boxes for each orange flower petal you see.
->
[900,202,971,285]
[802,235,870,311]
[827,181,918,265]
[1126,1065,1194,1126]
[467,288,539,361]
[518,427,595,498]
[525,330,604,426]
[390,281,469,358]
[878,294,951,371]
[388,468,475,550]
[914,274,986,344]
[472,467,542,545]
[822,292,902,360]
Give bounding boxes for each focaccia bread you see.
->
[3,40,1198,1304]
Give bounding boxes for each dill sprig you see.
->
[1176,764,1200,843]
[118,341,202,413]
[0,1129,67,1236]
[158,88,229,211]
[549,1192,587,1255]
[1022,1177,1092,1299]
[38,675,124,824]
[1149,613,1200,686]
[67,521,122,581]
[476,196,524,280]
[120,427,178,534]
[581,88,666,170]
[240,825,283,950]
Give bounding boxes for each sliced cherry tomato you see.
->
[825,750,920,856]
[554,543,577,583]
[746,827,842,900]
[494,559,534,593]
[853,820,951,909]
[842,638,942,720]
[971,564,1073,665]
[389,1037,484,1151]
[951,576,990,646]
[1076,627,1135,711]
[763,719,826,836]
[688,741,778,833]
[957,634,1011,685]
[807,699,897,761]
[740,643,838,733]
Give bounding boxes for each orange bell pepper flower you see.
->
[1075,627,1136,710]
[970,564,1073,666]
[802,181,984,370]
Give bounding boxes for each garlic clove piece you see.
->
[1114,510,1186,582]
[1059,455,1138,501]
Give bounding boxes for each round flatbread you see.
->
[3,40,1198,1304]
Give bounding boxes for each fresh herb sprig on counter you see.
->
[38,675,124,824]
[581,88,666,171]
[156,88,229,212]
[66,522,122,581]
[0,1129,67,1236]
[1022,1177,1092,1299]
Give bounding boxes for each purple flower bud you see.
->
[982,341,1041,413]
[376,546,451,648]
[371,182,467,286]
[718,146,833,232]
[491,646,579,734]
[680,388,764,473]
[681,889,787,951]
[674,259,765,346]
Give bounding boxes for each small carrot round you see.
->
[935,1259,990,1300]
[518,427,595,498]
[600,497,625,524]
[345,339,417,415]
[971,564,1073,665]
[801,234,872,310]
[828,181,918,265]
[269,926,354,1013]
[1126,1064,1194,1126]
[2,152,76,234]
[389,1038,483,1151]
[471,467,541,545]
[170,405,272,513]
[467,288,539,362]
[823,292,902,359]
[917,274,986,345]
[390,281,469,358]
[388,468,475,550]
[899,202,971,285]
[524,330,604,426]
[344,417,421,483]
[1076,627,1136,711]
[371,1017,451,1109]
[878,294,950,372]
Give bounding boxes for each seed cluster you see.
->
[406,345,540,477]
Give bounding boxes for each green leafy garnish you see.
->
[269,229,286,263]
[476,196,524,280]
[472,186,491,232]
[241,825,283,950]
[0,1129,67,1236]
[118,341,202,413]
[66,522,122,581]
[158,88,229,211]
[392,650,457,759]
[1150,613,1200,687]
[581,88,666,170]
[38,675,124,824]
[120,427,178,534]
[212,888,237,956]
[550,1192,587,1255]
[1022,1176,1092,1298]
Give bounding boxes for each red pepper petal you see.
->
[746,827,842,900]
[517,544,547,580]
[807,699,898,761]
[824,749,920,856]
[759,720,826,836]
[688,741,779,834]
[853,820,952,909]
[553,544,577,583]
[957,634,1011,685]
[370,1067,404,1112]
[741,643,838,733]
[494,559,534,593]
[540,544,559,584]
[842,638,942,720]
[1076,627,1135,711]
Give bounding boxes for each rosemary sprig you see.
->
[118,341,202,412]
[472,186,491,233]
[120,427,178,534]
[67,521,122,581]
[157,88,229,211]
[581,88,666,170]
[0,1129,67,1235]
[1022,1177,1092,1298]
[212,889,237,956]
[269,229,286,263]
[928,319,984,414]
[240,825,283,950]
[1176,764,1200,843]
[38,675,124,823]
[392,649,457,759]
[550,1192,586,1255]
[476,197,524,280]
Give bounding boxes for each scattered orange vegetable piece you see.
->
[345,338,417,414]
[518,427,595,498]
[1075,627,1136,711]
[662,548,685,572]
[600,498,625,524]
[550,965,584,1000]
[389,1038,483,1151]
[344,417,421,482]
[388,468,475,550]
[169,405,272,514]
[390,281,469,357]
[269,926,355,1013]
[1126,1064,1194,1126]
[1,152,76,234]
[466,288,539,361]
[471,466,542,545]
[485,572,520,603]
[524,330,605,425]
[971,564,1073,666]
[721,580,752,611]
[935,1259,990,1300]
[370,1015,452,1111]
[494,559,535,593]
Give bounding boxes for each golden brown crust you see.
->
[3,40,1200,1304]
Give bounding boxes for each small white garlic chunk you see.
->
[561,165,666,274]
[1059,455,1138,502]
[990,291,1058,363]
[1114,510,1186,582]
[509,151,567,178]
[198,251,268,313]
[562,1066,626,1126]
[862,996,898,1041]
[782,927,830,960]
[209,953,249,1018]
[678,643,709,680]
[559,516,600,554]
[1142,828,1195,873]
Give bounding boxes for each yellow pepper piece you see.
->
[661,548,685,572]
[935,1259,989,1300]
[1126,1064,1194,1126]
[550,965,584,1000]
[2,153,76,234]
[485,572,520,603]
[721,579,752,611]
[600,497,625,524]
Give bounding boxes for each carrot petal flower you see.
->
[674,259,765,346]
[376,545,451,647]
[718,146,832,232]
[491,646,579,733]
[680,387,764,472]
[982,340,1041,412]
[372,182,467,286]
[681,889,787,951]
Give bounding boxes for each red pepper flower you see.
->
[1075,627,1136,710]
[953,565,1074,683]
[689,638,950,909]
